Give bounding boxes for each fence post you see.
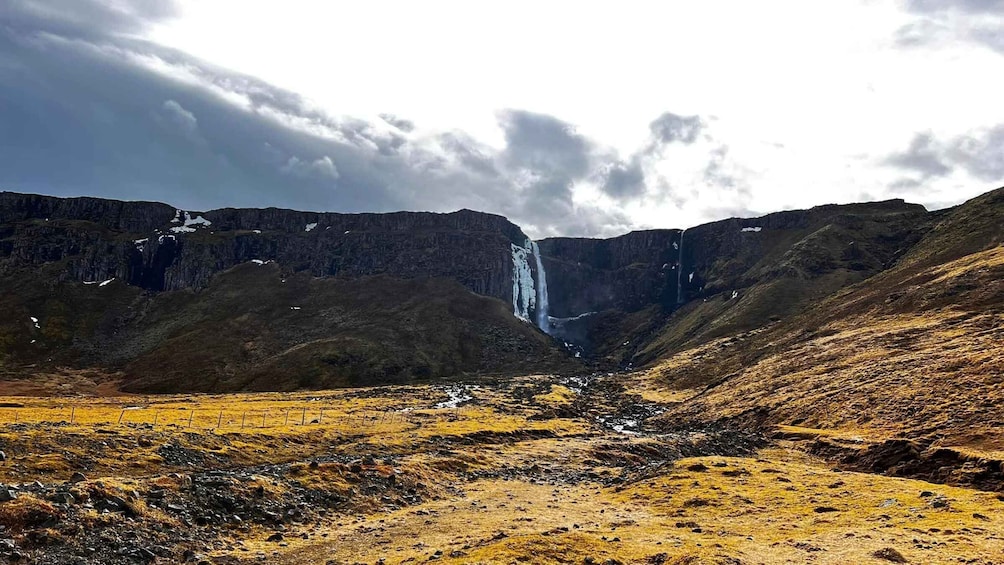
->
[188,410,194,427]
[301,407,306,426]
[70,406,75,425]
[261,412,266,428]
[319,409,324,425]
[241,412,246,429]
[218,410,223,428]
[118,409,125,424]
[284,410,289,426]
[154,412,159,427]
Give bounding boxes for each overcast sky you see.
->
[1,0,1002,237]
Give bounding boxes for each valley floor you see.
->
[0,374,1001,564]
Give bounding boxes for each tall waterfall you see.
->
[676,229,686,305]
[511,242,535,321]
[531,241,551,334]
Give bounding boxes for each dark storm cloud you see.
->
[0,0,701,238]
[882,127,1004,188]
[601,158,646,199]
[497,109,594,179]
[2,0,181,37]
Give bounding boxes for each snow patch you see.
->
[740,226,762,233]
[29,316,40,329]
[252,229,262,234]
[169,211,212,233]
[157,234,176,244]
[290,306,301,310]
[689,272,694,283]
[731,290,739,299]
[133,238,148,251]
[304,222,318,232]
[98,278,115,287]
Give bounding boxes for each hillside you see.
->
[642,186,1004,485]
[0,262,575,393]
[0,188,1000,394]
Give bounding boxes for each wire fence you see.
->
[0,403,484,433]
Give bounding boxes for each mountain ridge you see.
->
[0,187,999,393]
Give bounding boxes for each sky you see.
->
[1,1,1002,238]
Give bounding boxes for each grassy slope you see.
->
[632,201,932,365]
[646,187,1004,452]
[0,262,579,393]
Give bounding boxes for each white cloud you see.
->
[281,156,340,181]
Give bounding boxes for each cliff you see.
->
[1,187,990,392]
[0,192,529,301]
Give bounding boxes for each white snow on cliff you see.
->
[170,211,212,233]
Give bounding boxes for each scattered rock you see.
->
[872,547,908,563]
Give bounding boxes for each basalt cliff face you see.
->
[0,192,527,299]
[0,188,996,392]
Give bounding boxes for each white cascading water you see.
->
[530,241,551,334]
[511,242,535,321]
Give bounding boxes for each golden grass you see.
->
[277,448,1004,565]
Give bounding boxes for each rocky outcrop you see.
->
[0,192,529,301]
[536,230,683,318]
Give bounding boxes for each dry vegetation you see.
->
[0,368,1000,564]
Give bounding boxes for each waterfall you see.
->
[676,229,686,305]
[531,241,551,334]
[510,242,535,321]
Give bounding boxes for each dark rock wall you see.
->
[537,230,683,318]
[0,191,931,328]
[0,192,527,302]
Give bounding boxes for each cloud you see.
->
[883,133,953,178]
[648,112,704,145]
[0,0,757,239]
[379,113,415,133]
[882,126,1004,187]
[896,0,1004,54]
[602,157,646,199]
[0,3,657,238]
[3,0,181,37]
[156,99,207,146]
[904,0,1004,15]
[281,156,340,181]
